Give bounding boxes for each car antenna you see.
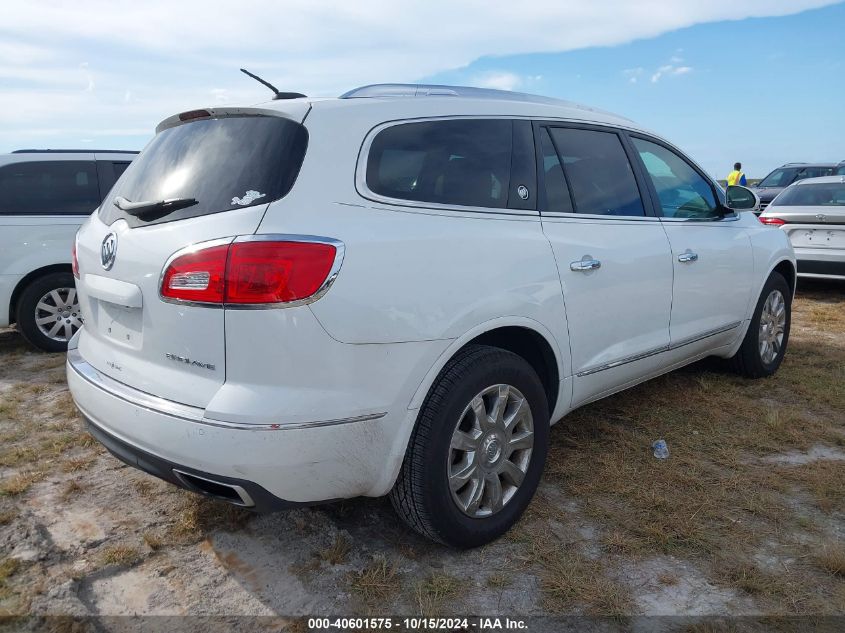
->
[239,68,306,100]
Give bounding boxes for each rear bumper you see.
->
[793,248,845,279]
[67,346,410,505]
[83,412,299,511]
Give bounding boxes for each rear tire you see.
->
[390,344,549,548]
[727,271,791,378]
[16,272,82,353]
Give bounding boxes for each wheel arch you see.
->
[407,317,569,418]
[9,264,73,324]
[772,258,796,298]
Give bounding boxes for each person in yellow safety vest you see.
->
[727,162,747,186]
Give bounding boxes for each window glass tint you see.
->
[632,138,718,219]
[774,183,845,206]
[759,168,798,187]
[366,119,512,209]
[99,116,308,227]
[0,161,100,215]
[539,128,573,213]
[549,127,644,216]
[796,166,834,180]
[112,162,131,180]
[836,165,845,176]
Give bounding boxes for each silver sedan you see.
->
[759,176,845,280]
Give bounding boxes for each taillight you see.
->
[72,239,80,279]
[160,240,340,306]
[161,244,228,304]
[759,217,785,226]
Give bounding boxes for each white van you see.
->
[0,150,137,351]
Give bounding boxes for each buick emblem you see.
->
[815,213,827,222]
[101,232,117,270]
[517,185,530,201]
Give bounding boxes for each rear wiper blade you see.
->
[113,195,198,217]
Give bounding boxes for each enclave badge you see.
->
[101,232,118,270]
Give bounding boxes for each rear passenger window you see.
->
[548,127,645,217]
[539,128,574,213]
[366,119,512,209]
[0,161,100,215]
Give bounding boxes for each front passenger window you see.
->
[632,138,719,219]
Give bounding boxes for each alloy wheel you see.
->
[448,384,534,518]
[35,288,83,342]
[758,289,786,365]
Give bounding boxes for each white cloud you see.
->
[624,67,644,83]
[651,63,694,83]
[0,0,835,149]
[472,72,523,91]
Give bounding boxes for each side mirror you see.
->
[726,185,759,211]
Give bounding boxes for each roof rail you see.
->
[339,83,629,119]
[12,149,139,154]
[782,162,809,166]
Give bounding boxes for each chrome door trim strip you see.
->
[575,321,742,377]
[671,320,742,349]
[575,344,670,377]
[67,349,386,431]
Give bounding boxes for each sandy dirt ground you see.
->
[0,279,843,629]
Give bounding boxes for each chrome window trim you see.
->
[539,212,661,222]
[659,215,740,223]
[575,321,742,377]
[157,233,346,310]
[354,115,539,218]
[68,348,386,431]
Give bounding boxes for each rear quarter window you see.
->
[99,116,308,227]
[365,119,513,209]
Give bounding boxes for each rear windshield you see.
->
[773,182,845,206]
[99,115,307,227]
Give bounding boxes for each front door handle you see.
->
[678,250,698,263]
[570,257,602,272]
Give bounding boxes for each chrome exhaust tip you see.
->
[172,469,255,507]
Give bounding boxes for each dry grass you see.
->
[816,543,845,578]
[349,556,399,605]
[142,531,163,551]
[486,572,510,589]
[533,280,845,613]
[414,573,463,615]
[60,455,97,473]
[521,530,632,615]
[318,534,351,565]
[99,545,142,567]
[0,470,46,497]
[60,480,84,500]
[167,494,253,544]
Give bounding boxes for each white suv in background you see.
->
[0,150,137,351]
[67,85,794,547]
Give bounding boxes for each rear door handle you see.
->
[678,251,698,263]
[570,257,602,272]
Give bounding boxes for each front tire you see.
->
[16,272,82,353]
[390,344,549,548]
[728,271,791,378]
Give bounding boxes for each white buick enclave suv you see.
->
[68,84,795,547]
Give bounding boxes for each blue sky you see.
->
[425,3,845,178]
[1,1,842,179]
